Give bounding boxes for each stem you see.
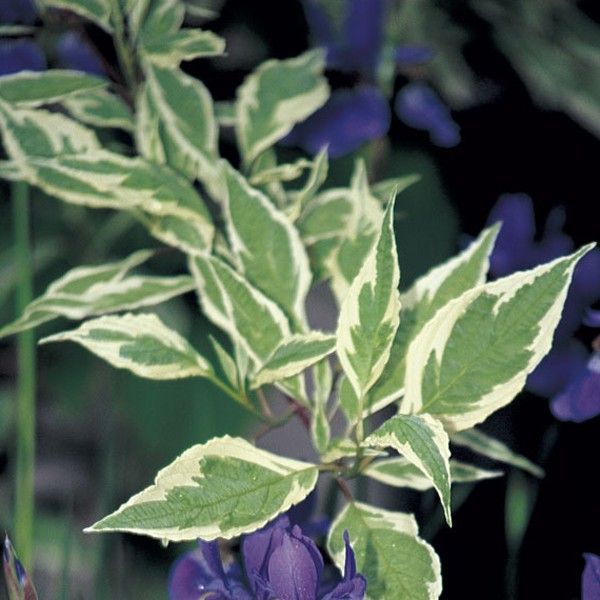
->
[109,0,136,92]
[206,374,264,421]
[12,181,36,570]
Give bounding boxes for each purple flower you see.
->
[284,87,391,158]
[582,554,600,600]
[0,39,46,76]
[293,0,455,156]
[169,517,366,600]
[55,31,106,76]
[394,82,460,147]
[550,352,600,423]
[487,193,600,422]
[0,0,37,24]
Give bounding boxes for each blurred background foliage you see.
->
[0,0,599,598]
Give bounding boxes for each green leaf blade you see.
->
[365,413,452,525]
[251,332,336,388]
[222,163,312,330]
[41,313,212,380]
[87,436,319,541]
[0,70,106,106]
[327,502,442,600]
[402,245,595,431]
[336,197,400,400]
[236,50,329,165]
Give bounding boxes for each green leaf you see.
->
[189,254,290,365]
[41,313,213,380]
[371,174,421,202]
[249,157,313,187]
[0,70,106,106]
[251,332,336,388]
[141,29,225,67]
[311,358,332,454]
[0,251,195,338]
[2,150,214,255]
[327,502,442,599]
[402,245,595,431]
[86,435,319,541]
[365,413,452,526]
[208,336,239,390]
[451,428,544,478]
[40,0,112,30]
[336,197,400,400]
[222,163,312,330]
[0,100,100,160]
[139,0,185,38]
[364,457,502,490]
[366,225,500,415]
[62,88,134,131]
[236,50,329,165]
[314,161,384,303]
[286,147,329,221]
[136,64,221,197]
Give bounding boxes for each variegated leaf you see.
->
[62,88,134,131]
[41,313,212,380]
[209,336,239,390]
[336,197,400,401]
[249,157,313,186]
[222,163,312,330]
[364,457,502,491]
[141,29,225,67]
[138,0,185,39]
[402,245,595,432]
[327,502,442,600]
[136,64,221,197]
[251,332,336,388]
[322,161,384,303]
[189,254,290,365]
[236,50,329,165]
[365,413,452,525]
[286,148,328,222]
[451,428,544,477]
[0,253,194,338]
[2,150,214,255]
[40,0,112,30]
[86,436,319,541]
[311,358,332,454]
[366,225,500,415]
[0,70,106,107]
[0,99,100,160]
[371,174,421,203]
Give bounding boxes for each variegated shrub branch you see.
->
[0,0,594,597]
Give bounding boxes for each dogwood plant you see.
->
[0,0,594,597]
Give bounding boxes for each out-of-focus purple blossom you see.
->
[303,0,384,75]
[56,31,105,76]
[294,0,457,156]
[0,0,37,25]
[394,45,435,67]
[550,352,600,422]
[582,553,600,600]
[169,516,365,600]
[0,39,46,76]
[487,193,600,422]
[394,82,461,147]
[284,87,391,158]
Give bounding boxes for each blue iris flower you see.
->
[168,516,366,600]
[0,2,105,77]
[285,0,459,157]
[487,193,600,422]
